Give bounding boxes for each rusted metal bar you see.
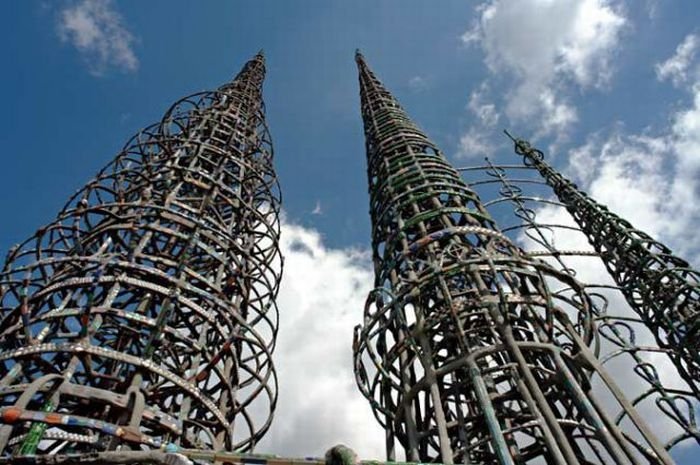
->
[0,52,281,456]
[507,133,699,396]
[2,447,391,465]
[459,158,700,450]
[353,51,672,464]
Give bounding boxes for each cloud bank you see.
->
[257,221,385,459]
[458,0,627,157]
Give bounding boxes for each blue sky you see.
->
[0,1,698,250]
[1,0,700,463]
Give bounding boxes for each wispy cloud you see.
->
[655,33,699,87]
[468,82,499,127]
[408,75,429,92]
[57,0,138,75]
[457,83,500,158]
[457,128,494,158]
[645,0,662,19]
[311,200,323,215]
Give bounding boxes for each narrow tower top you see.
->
[354,51,439,162]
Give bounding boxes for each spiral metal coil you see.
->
[0,52,281,456]
[353,51,671,465]
[459,159,699,455]
[509,135,699,397]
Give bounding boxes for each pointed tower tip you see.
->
[355,49,364,63]
[255,49,265,62]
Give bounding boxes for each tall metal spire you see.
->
[0,53,282,456]
[353,52,671,465]
[509,134,700,395]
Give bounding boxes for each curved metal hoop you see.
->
[457,159,700,452]
[0,54,281,455]
[354,53,673,465]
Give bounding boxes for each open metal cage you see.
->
[458,154,699,457]
[0,53,282,457]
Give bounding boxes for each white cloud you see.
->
[457,127,494,158]
[567,135,602,185]
[460,27,481,46]
[665,84,700,254]
[536,88,578,136]
[561,82,700,261]
[311,200,323,215]
[583,134,668,233]
[57,0,138,75]
[257,221,384,459]
[456,83,500,158]
[468,83,500,127]
[408,75,429,91]
[655,33,700,87]
[463,0,625,136]
[645,0,662,20]
[556,34,700,263]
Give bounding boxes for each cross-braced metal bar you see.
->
[353,52,672,465]
[459,159,700,451]
[0,52,282,456]
[508,135,699,396]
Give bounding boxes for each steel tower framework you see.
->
[352,52,672,465]
[458,160,700,450]
[510,136,699,394]
[0,52,281,456]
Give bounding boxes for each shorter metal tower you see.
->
[353,52,671,465]
[509,135,700,394]
[458,157,700,451]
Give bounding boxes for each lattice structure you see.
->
[352,51,672,465]
[0,52,281,456]
[459,160,700,452]
[509,136,700,396]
